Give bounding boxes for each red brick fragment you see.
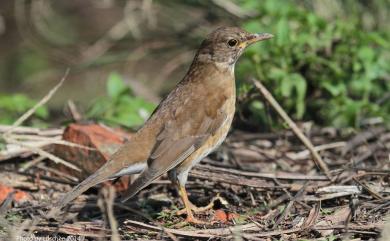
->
[0,183,31,204]
[53,123,133,191]
[213,209,240,223]
[214,209,228,222]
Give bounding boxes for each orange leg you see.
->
[177,184,207,224]
[176,194,228,215]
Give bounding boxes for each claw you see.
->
[176,194,228,215]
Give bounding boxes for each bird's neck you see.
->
[187,59,235,81]
[213,61,235,76]
[183,60,236,100]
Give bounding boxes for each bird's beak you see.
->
[240,33,273,48]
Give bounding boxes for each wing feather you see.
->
[121,78,231,201]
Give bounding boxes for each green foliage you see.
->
[0,94,48,125]
[87,72,156,128]
[237,0,390,128]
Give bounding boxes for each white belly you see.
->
[175,114,233,185]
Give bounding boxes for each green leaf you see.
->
[322,82,346,96]
[276,18,289,46]
[280,78,293,97]
[358,47,375,63]
[88,74,156,129]
[0,94,49,125]
[236,0,390,128]
[107,72,128,98]
[290,73,307,119]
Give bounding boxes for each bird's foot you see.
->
[176,194,228,215]
[173,214,215,227]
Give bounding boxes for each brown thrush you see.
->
[51,27,273,223]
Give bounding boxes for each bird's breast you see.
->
[176,93,235,174]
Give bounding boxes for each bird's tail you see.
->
[47,161,145,218]
[120,169,157,202]
[46,169,107,218]
[56,169,107,209]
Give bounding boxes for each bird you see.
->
[49,27,273,223]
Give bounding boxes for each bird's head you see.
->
[195,27,273,68]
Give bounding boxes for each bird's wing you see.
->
[121,104,228,201]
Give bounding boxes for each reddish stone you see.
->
[213,209,228,222]
[0,183,31,204]
[212,209,240,223]
[53,123,133,191]
[13,190,30,202]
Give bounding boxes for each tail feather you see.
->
[120,169,157,202]
[56,170,105,209]
[47,127,155,217]
[46,170,107,218]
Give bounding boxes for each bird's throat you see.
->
[214,61,235,77]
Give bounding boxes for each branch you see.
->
[251,78,331,179]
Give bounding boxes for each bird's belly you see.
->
[174,114,233,185]
[175,99,235,178]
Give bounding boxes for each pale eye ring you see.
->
[227,39,238,47]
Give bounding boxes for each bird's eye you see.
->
[227,39,238,47]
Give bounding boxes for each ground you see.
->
[0,124,389,240]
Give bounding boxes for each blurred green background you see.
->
[0,0,389,129]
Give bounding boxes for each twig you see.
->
[18,156,46,172]
[66,100,83,122]
[194,164,328,180]
[0,125,63,136]
[252,78,331,179]
[189,167,285,189]
[291,141,346,160]
[4,69,69,135]
[115,203,179,241]
[0,191,14,215]
[272,177,311,209]
[7,133,96,151]
[0,69,81,171]
[124,220,259,238]
[36,163,79,182]
[303,203,320,228]
[367,200,390,214]
[98,186,120,241]
[351,142,383,166]
[342,127,385,156]
[5,138,81,171]
[353,177,383,200]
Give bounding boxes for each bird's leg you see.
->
[177,184,207,224]
[176,194,228,215]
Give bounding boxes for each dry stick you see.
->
[273,182,308,228]
[0,125,63,135]
[252,79,331,179]
[353,177,383,200]
[5,69,69,135]
[5,138,81,171]
[18,156,46,172]
[1,69,81,171]
[115,203,179,241]
[195,164,328,180]
[8,133,97,151]
[67,100,83,122]
[99,186,120,241]
[124,220,259,238]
